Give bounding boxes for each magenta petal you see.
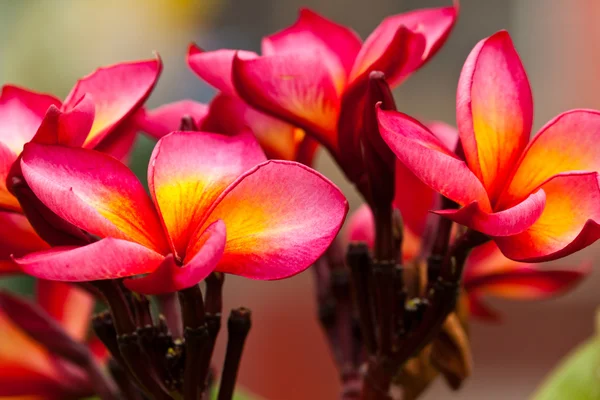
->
[124,220,226,294]
[136,100,209,139]
[262,8,362,81]
[378,107,490,210]
[15,238,165,281]
[187,45,258,95]
[434,189,546,237]
[0,85,62,155]
[32,95,95,148]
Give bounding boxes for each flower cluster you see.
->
[0,2,597,400]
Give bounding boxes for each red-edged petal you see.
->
[499,110,600,208]
[232,52,341,152]
[0,85,61,155]
[202,94,305,161]
[149,131,266,258]
[427,120,459,150]
[36,281,94,342]
[494,172,600,262]
[349,4,457,86]
[345,203,420,262]
[15,238,165,281]
[0,211,48,274]
[136,100,209,139]
[187,160,348,279]
[0,142,20,211]
[20,144,168,253]
[93,119,138,162]
[457,30,533,203]
[463,240,526,281]
[262,8,361,89]
[378,107,490,210]
[464,264,590,300]
[434,189,545,236]
[63,57,162,148]
[187,45,258,95]
[32,96,95,148]
[466,294,500,322]
[124,220,226,294]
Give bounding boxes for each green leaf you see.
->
[531,337,600,400]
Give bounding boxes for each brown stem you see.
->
[218,308,252,400]
[157,292,183,339]
[198,273,225,395]
[179,285,209,400]
[347,243,376,354]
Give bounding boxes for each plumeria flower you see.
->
[135,94,318,164]
[0,280,106,399]
[15,131,348,294]
[185,4,458,182]
[378,30,600,262]
[0,57,162,273]
[347,122,588,321]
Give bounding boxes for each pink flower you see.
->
[378,31,600,262]
[15,131,348,294]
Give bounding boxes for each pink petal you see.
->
[262,8,362,88]
[136,100,209,139]
[427,120,459,151]
[494,172,600,262]
[36,281,95,342]
[466,294,501,322]
[20,144,168,253]
[232,52,341,152]
[32,95,95,148]
[187,45,258,95]
[0,142,21,212]
[93,119,138,162]
[15,238,165,281]
[202,94,304,161]
[434,189,546,237]
[0,85,61,155]
[0,211,48,273]
[349,4,457,86]
[149,131,266,258]
[499,109,600,209]
[63,57,162,148]
[378,107,490,210]
[124,220,226,294]
[464,264,590,300]
[463,241,527,281]
[457,30,533,203]
[187,160,348,279]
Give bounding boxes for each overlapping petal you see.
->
[0,85,61,155]
[36,281,94,341]
[188,160,348,279]
[63,57,162,148]
[434,189,545,236]
[499,109,600,208]
[149,131,266,257]
[203,94,305,161]
[349,4,458,86]
[262,8,362,90]
[0,142,20,211]
[20,144,168,252]
[456,30,533,203]
[32,96,95,148]
[136,100,209,139]
[378,107,490,210]
[0,211,48,274]
[15,238,165,281]
[125,220,226,294]
[232,52,341,150]
[494,172,600,261]
[187,45,258,95]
